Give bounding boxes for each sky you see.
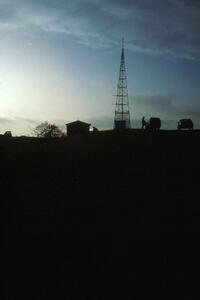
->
[0,0,200,135]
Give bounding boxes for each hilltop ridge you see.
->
[3,129,200,299]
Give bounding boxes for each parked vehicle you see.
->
[145,117,161,131]
[177,119,193,130]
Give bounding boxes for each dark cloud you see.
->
[86,92,200,130]
[0,0,200,60]
[185,0,200,8]
[133,94,200,124]
[133,95,175,115]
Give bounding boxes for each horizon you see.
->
[0,0,200,135]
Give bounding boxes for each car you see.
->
[177,119,193,130]
[145,117,161,131]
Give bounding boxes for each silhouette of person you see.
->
[93,126,98,132]
[142,116,146,129]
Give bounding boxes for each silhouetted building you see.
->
[66,120,91,137]
[114,120,126,129]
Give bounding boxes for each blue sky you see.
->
[0,0,200,135]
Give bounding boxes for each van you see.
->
[145,117,161,131]
[177,119,193,130]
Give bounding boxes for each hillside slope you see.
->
[3,130,200,299]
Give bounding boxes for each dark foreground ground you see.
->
[3,129,200,299]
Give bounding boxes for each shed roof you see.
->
[66,120,91,126]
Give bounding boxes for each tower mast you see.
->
[114,38,131,129]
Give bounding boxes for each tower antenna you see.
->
[113,38,131,129]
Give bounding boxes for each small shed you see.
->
[114,120,126,129]
[66,120,91,137]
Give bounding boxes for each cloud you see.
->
[0,116,39,136]
[87,116,113,130]
[0,117,11,123]
[0,116,38,124]
[132,94,200,127]
[0,0,199,60]
[133,94,175,116]
[79,92,200,130]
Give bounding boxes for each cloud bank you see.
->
[132,93,200,128]
[0,0,200,60]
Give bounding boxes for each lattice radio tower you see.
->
[114,38,131,129]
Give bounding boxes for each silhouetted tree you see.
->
[33,122,65,138]
[4,131,12,137]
